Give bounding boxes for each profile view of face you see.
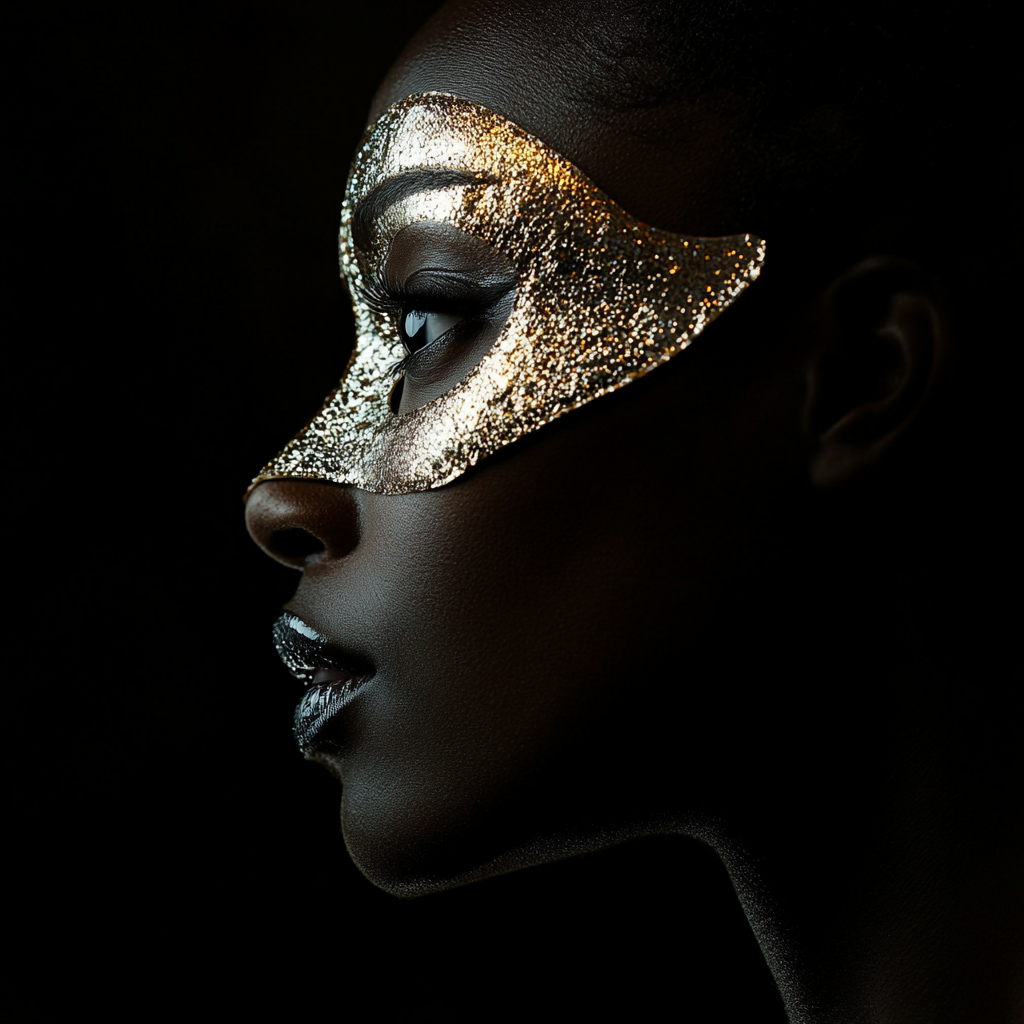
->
[245,1,807,894]
[244,3,1023,1019]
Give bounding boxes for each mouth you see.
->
[272,612,373,754]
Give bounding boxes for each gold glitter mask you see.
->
[250,93,766,495]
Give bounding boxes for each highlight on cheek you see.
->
[248,92,766,497]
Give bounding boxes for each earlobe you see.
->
[803,256,953,488]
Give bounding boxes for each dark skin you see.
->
[246,2,1023,1020]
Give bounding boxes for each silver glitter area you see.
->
[249,93,766,496]
[272,613,331,686]
[293,678,368,753]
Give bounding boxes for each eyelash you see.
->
[357,269,487,377]
[357,269,411,321]
[357,273,417,376]
[388,350,417,380]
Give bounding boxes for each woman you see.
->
[246,2,1021,1020]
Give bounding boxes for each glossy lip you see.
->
[272,612,373,754]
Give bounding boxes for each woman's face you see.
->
[246,0,808,894]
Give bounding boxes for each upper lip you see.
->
[272,612,373,686]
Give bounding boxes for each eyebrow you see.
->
[350,169,489,250]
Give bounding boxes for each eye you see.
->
[400,308,465,355]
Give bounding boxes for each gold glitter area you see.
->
[249,93,766,496]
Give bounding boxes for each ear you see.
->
[802,256,954,488]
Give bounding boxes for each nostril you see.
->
[273,528,326,561]
[246,478,361,567]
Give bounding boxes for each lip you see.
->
[272,612,373,754]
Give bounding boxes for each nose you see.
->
[245,478,360,569]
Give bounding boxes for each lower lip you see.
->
[293,673,370,753]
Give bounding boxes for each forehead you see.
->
[371,9,597,162]
[370,1,748,237]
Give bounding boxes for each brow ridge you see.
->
[350,169,489,251]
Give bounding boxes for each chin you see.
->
[335,775,536,897]
[335,755,690,898]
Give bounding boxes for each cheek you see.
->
[331,485,650,888]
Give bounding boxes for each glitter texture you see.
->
[249,93,766,496]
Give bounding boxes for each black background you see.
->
[13,2,785,1019]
